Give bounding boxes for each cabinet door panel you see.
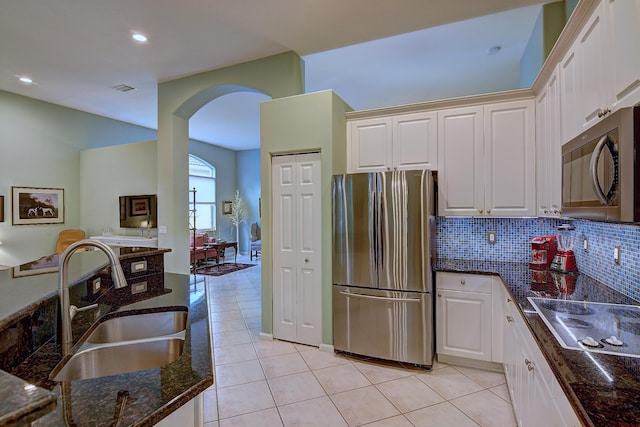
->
[436,289,492,361]
[437,106,484,216]
[393,112,437,170]
[578,2,608,128]
[608,0,640,109]
[349,118,392,172]
[484,99,536,216]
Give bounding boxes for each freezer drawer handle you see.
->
[339,291,421,303]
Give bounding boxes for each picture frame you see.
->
[222,200,233,215]
[12,254,59,278]
[0,195,4,222]
[128,196,151,217]
[12,186,64,225]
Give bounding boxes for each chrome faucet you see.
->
[58,239,128,354]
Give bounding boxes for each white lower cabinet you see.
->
[503,294,581,427]
[436,273,494,362]
[155,394,203,427]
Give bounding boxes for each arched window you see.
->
[189,155,216,231]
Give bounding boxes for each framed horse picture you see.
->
[12,186,65,225]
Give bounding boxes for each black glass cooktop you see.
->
[528,297,640,358]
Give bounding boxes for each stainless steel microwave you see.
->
[561,105,640,222]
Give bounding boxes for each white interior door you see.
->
[272,152,322,346]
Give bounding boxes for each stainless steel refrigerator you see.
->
[332,169,435,368]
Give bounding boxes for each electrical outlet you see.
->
[614,245,621,264]
[487,231,497,244]
[583,236,589,252]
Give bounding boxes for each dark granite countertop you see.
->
[434,259,640,427]
[1,269,212,426]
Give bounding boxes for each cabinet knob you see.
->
[437,293,442,298]
[543,209,548,214]
[304,258,309,263]
[506,298,512,303]
[460,279,466,285]
[525,359,534,371]
[478,209,483,214]
[506,315,514,323]
[487,209,491,214]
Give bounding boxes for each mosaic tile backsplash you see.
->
[436,217,640,303]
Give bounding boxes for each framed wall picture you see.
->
[222,200,232,215]
[12,254,59,278]
[0,195,4,222]
[128,196,151,217]
[12,186,64,225]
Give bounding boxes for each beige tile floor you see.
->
[199,255,516,427]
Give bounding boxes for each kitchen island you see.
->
[0,248,212,426]
[435,259,640,427]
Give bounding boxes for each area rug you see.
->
[197,263,256,277]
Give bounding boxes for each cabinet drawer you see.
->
[436,272,493,293]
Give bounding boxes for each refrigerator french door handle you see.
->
[339,291,421,303]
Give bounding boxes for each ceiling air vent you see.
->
[112,84,136,92]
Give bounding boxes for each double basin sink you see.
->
[50,309,188,382]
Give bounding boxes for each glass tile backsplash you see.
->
[436,217,640,302]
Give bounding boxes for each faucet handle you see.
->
[69,303,99,320]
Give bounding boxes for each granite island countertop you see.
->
[434,259,640,427]
[0,247,212,426]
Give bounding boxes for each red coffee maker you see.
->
[529,235,558,269]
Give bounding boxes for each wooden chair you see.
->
[56,229,86,254]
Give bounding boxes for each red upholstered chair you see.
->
[190,232,220,268]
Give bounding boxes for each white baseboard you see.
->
[259,332,273,341]
[319,343,334,353]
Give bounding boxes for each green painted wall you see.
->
[260,90,351,345]
[79,140,158,238]
[0,90,156,266]
[520,1,567,88]
[157,52,304,273]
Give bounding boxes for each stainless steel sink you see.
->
[52,337,185,382]
[85,310,187,344]
[51,309,188,382]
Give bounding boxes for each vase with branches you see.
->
[228,190,248,243]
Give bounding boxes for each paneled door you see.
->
[272,152,322,346]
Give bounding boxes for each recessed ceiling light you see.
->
[19,76,33,84]
[488,45,502,55]
[132,33,148,43]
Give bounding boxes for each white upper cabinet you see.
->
[437,99,535,217]
[348,117,392,172]
[536,65,562,217]
[437,106,484,216]
[347,111,437,172]
[578,0,609,129]
[393,112,438,170]
[560,0,640,142]
[606,0,640,111]
[484,99,536,217]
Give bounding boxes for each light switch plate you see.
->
[159,225,168,234]
[487,231,497,244]
[614,245,621,264]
